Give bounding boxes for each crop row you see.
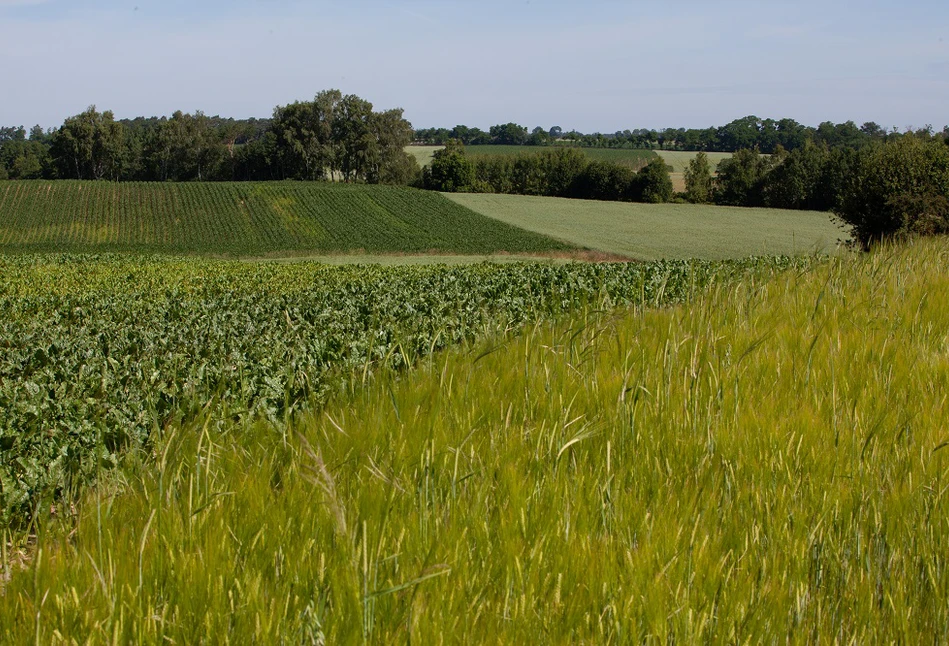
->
[0,254,814,525]
[0,181,572,255]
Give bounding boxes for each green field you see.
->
[0,181,572,257]
[467,145,656,170]
[405,145,443,168]
[0,254,785,526]
[3,240,947,642]
[409,145,657,170]
[655,150,735,172]
[447,192,847,260]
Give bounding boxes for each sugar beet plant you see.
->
[0,254,813,527]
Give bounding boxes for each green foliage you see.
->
[684,151,713,203]
[49,106,126,181]
[573,160,637,201]
[0,254,798,527]
[423,140,475,192]
[636,157,674,203]
[488,123,528,145]
[15,240,949,641]
[714,148,773,206]
[836,137,949,247]
[467,145,654,170]
[0,181,569,256]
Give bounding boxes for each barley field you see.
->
[2,240,946,642]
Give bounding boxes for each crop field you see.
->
[0,181,571,257]
[405,145,442,168]
[0,253,798,528]
[466,145,657,170]
[655,150,734,173]
[448,192,847,260]
[2,239,947,642]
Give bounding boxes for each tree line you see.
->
[422,143,674,204]
[415,116,949,153]
[0,90,417,184]
[684,137,949,247]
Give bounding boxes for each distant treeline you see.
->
[0,90,417,184]
[692,138,949,247]
[415,117,949,153]
[422,136,949,249]
[422,143,674,203]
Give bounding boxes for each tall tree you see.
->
[684,152,713,203]
[50,106,126,180]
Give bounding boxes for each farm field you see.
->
[448,192,847,260]
[409,145,657,170]
[655,150,734,172]
[0,253,789,526]
[467,145,656,170]
[0,181,572,257]
[656,151,738,192]
[3,239,947,642]
[405,145,442,168]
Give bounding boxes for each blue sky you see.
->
[2,0,947,132]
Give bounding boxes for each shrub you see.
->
[836,138,949,248]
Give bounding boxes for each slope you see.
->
[0,181,575,256]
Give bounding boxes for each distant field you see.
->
[656,150,735,173]
[468,145,656,170]
[0,181,574,257]
[405,145,442,168]
[447,192,848,260]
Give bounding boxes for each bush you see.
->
[714,149,771,206]
[423,140,475,192]
[637,157,674,203]
[684,152,713,203]
[836,138,949,248]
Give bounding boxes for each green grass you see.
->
[405,145,443,168]
[447,192,848,260]
[3,239,947,641]
[0,181,573,257]
[2,254,787,527]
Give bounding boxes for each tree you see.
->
[50,106,126,180]
[549,126,563,139]
[529,127,550,146]
[424,140,474,192]
[148,111,226,181]
[332,93,376,182]
[836,138,949,248]
[684,151,713,203]
[637,157,674,203]
[763,142,827,210]
[271,89,341,180]
[489,123,528,145]
[714,149,772,206]
[367,108,418,185]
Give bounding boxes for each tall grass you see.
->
[3,240,949,642]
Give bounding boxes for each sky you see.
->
[2,0,947,133]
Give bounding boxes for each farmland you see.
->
[408,145,657,170]
[655,150,734,172]
[0,253,801,527]
[405,145,443,168]
[2,239,947,642]
[448,192,846,260]
[467,145,656,170]
[0,181,572,257]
